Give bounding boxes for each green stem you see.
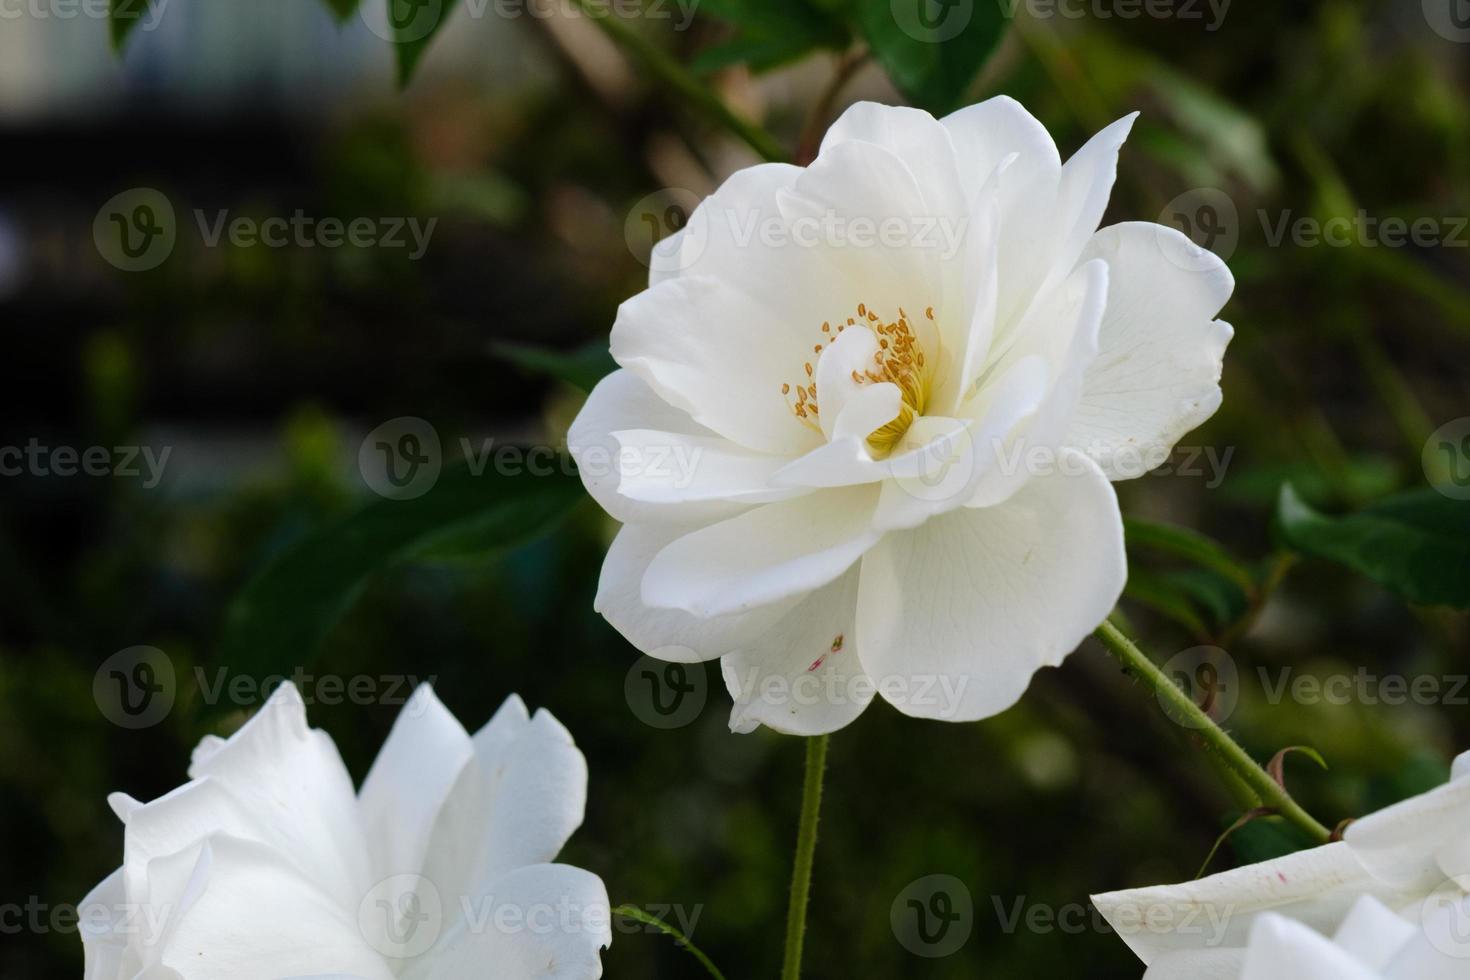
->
[569,0,787,163]
[613,904,727,980]
[1093,620,1332,845]
[781,733,830,980]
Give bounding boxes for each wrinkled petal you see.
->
[1092,842,1409,966]
[642,487,882,617]
[1239,914,1382,980]
[1345,762,1470,891]
[417,697,588,926]
[569,369,758,524]
[855,449,1124,721]
[611,276,823,456]
[184,683,372,913]
[593,522,799,662]
[721,568,871,736]
[1064,222,1235,479]
[157,837,393,980]
[357,685,473,881]
[401,864,610,980]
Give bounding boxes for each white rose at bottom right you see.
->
[1092,750,1470,979]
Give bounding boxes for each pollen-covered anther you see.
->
[785,300,939,449]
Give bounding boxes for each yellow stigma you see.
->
[781,302,937,455]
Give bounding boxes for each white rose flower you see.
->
[1231,894,1470,979]
[1092,751,1470,978]
[78,683,610,980]
[570,98,1234,735]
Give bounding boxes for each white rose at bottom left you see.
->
[78,682,611,980]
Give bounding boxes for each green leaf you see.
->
[322,0,363,19]
[489,341,616,393]
[393,0,461,86]
[217,464,582,681]
[1124,518,1257,596]
[109,0,150,51]
[854,0,1008,113]
[1123,570,1211,640]
[692,0,848,74]
[1276,484,1470,609]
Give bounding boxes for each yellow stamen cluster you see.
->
[781,302,938,455]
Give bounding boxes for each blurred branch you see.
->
[569,0,788,162]
[794,47,870,166]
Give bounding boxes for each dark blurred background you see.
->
[2,0,1468,976]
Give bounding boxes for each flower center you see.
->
[782,302,937,455]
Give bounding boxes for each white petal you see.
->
[402,864,610,980]
[819,101,967,221]
[940,95,1061,201]
[1345,762,1470,891]
[569,369,755,524]
[611,276,823,456]
[1064,222,1235,479]
[875,358,1048,531]
[611,429,798,506]
[1240,914,1382,980]
[416,698,589,921]
[1331,895,1417,970]
[854,449,1124,722]
[642,486,882,617]
[777,139,944,323]
[594,522,799,662]
[78,868,134,980]
[1092,841,1408,965]
[720,568,871,736]
[184,683,373,913]
[964,259,1109,510]
[157,836,393,980]
[1141,949,1246,980]
[357,685,473,881]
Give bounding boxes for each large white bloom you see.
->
[1092,751,1470,978]
[570,98,1234,735]
[79,683,610,980]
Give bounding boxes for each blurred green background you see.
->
[2,0,1468,976]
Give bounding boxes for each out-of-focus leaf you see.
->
[692,0,848,74]
[1161,568,1250,629]
[490,341,616,393]
[1123,570,1211,639]
[1218,457,1402,508]
[322,0,362,19]
[216,464,582,685]
[1276,484,1470,609]
[1144,64,1280,196]
[854,0,1007,113]
[1124,518,1256,595]
[109,0,150,51]
[394,0,461,86]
